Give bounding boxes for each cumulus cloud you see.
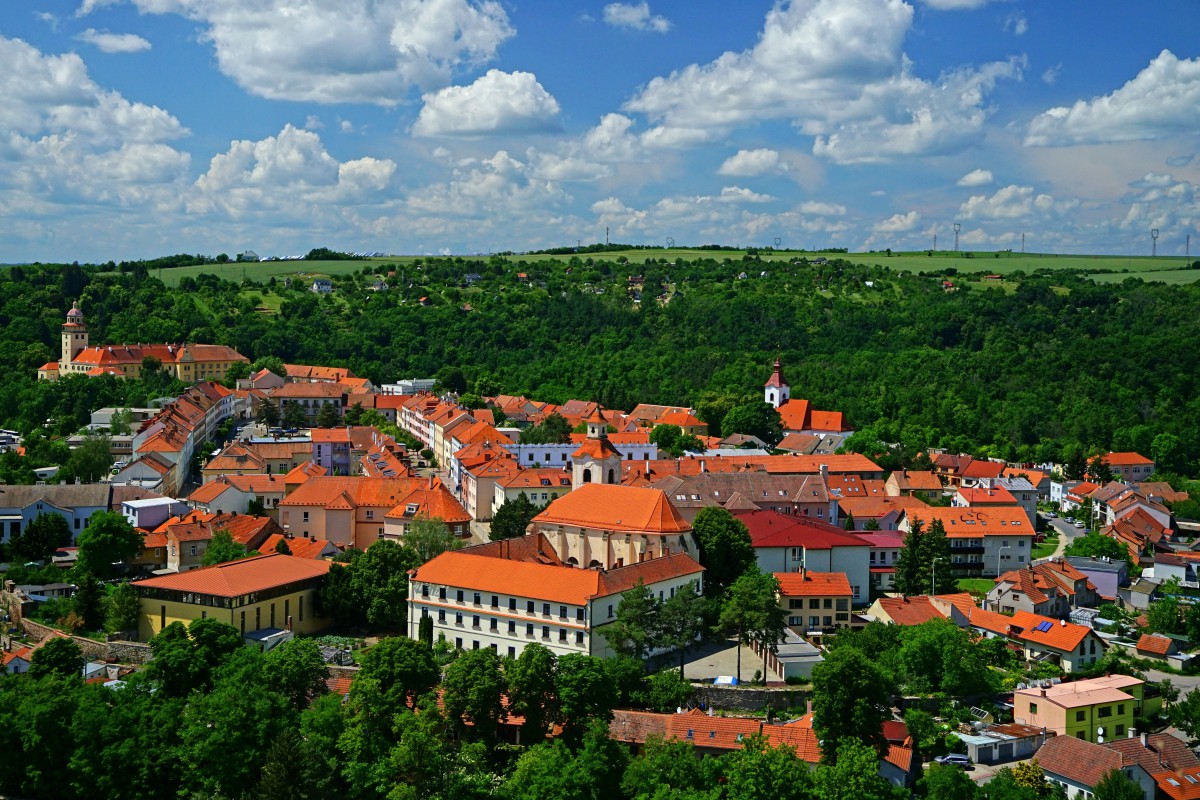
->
[874,210,920,232]
[1026,50,1200,146]
[624,0,1020,163]
[1042,65,1061,85]
[413,70,561,137]
[717,186,773,203]
[603,2,671,33]
[718,148,786,176]
[957,168,994,187]
[75,29,152,53]
[117,0,514,105]
[798,201,846,216]
[959,184,1078,220]
[1004,13,1028,36]
[191,125,396,216]
[919,0,997,8]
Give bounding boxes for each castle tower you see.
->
[60,301,89,370]
[764,356,790,408]
[571,409,623,489]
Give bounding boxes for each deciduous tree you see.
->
[692,506,754,598]
[811,646,893,762]
[490,492,543,540]
[29,637,84,679]
[442,646,506,742]
[75,511,141,579]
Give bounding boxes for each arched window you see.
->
[768,391,775,403]
[582,468,592,484]
[607,468,615,484]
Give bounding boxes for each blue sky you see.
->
[3,0,1199,262]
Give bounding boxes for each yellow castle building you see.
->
[38,301,248,383]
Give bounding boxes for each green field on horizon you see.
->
[147,248,1199,286]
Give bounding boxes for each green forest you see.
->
[2,253,1199,473]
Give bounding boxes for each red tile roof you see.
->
[1037,734,1127,789]
[1010,610,1094,652]
[133,553,331,597]
[774,571,852,597]
[1136,633,1175,655]
[1103,451,1154,466]
[533,484,692,534]
[905,506,1034,538]
[736,509,868,550]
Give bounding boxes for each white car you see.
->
[1073,520,1086,528]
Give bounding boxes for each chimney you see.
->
[800,565,807,581]
[700,459,706,473]
[819,464,829,481]
[1140,731,1147,747]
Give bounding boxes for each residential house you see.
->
[186,474,288,516]
[310,279,333,294]
[382,478,472,540]
[866,593,977,627]
[856,531,905,592]
[932,454,1004,488]
[155,511,283,572]
[836,497,903,531]
[1103,734,1200,800]
[133,553,332,640]
[900,506,1036,577]
[973,476,1040,527]
[279,476,432,550]
[1135,633,1182,660]
[458,448,518,521]
[492,468,574,516]
[1002,467,1053,500]
[985,560,1099,616]
[776,569,857,632]
[1104,508,1171,566]
[651,471,837,524]
[202,440,313,480]
[1102,452,1156,482]
[120,497,188,530]
[110,453,173,490]
[1014,674,1144,742]
[739,509,870,605]
[530,484,697,570]
[130,381,243,495]
[885,469,943,501]
[407,534,704,659]
[0,483,111,543]
[284,364,356,384]
[971,609,1107,672]
[2,647,32,674]
[1065,556,1128,602]
[1154,552,1200,585]
[311,426,401,476]
[269,382,345,425]
[1037,734,1155,800]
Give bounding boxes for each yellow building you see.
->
[132,553,331,641]
[39,301,248,382]
[1013,674,1144,743]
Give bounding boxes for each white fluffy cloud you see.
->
[191,125,396,216]
[798,201,845,216]
[718,148,786,176]
[109,0,514,105]
[624,0,1020,163]
[959,184,1078,220]
[1027,50,1200,146]
[413,70,561,137]
[0,35,188,213]
[919,0,997,8]
[603,2,671,33]
[957,168,994,187]
[75,29,152,53]
[874,210,920,232]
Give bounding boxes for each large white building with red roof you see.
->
[407,533,704,659]
[737,509,871,606]
[38,302,247,382]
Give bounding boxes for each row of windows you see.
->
[435,611,586,645]
[421,586,587,621]
[787,598,850,611]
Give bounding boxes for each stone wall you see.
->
[691,684,808,713]
[18,617,153,665]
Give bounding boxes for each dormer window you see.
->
[405,503,419,516]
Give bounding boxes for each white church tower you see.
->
[764,356,790,408]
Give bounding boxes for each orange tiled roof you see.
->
[533,483,691,534]
[774,570,852,597]
[957,486,1017,505]
[1136,633,1175,655]
[1010,610,1094,652]
[905,506,1034,538]
[134,553,331,597]
[1103,451,1154,466]
[571,437,624,460]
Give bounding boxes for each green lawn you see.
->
[1032,533,1060,560]
[956,578,995,596]
[155,257,412,287]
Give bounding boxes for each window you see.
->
[472,641,479,650]
[472,615,480,628]
[541,626,550,640]
[559,630,567,642]
[365,509,373,519]
[490,619,498,631]
[823,616,832,626]
[808,616,819,628]
[438,610,446,623]
[302,511,309,522]
[421,585,429,597]
[542,603,551,616]
[1098,706,1112,718]
[455,613,463,626]
[835,599,848,611]
[491,595,499,608]
[575,631,583,645]
[509,598,517,611]
[1030,703,1038,714]
[439,587,446,600]
[1115,724,1125,737]
[576,608,584,621]
[1117,704,1125,715]
[457,590,464,602]
[455,638,462,650]
[526,623,534,637]
[473,592,481,605]
[608,604,614,619]
[508,621,516,634]
[1076,711,1086,722]
[508,647,516,659]
[527,600,535,613]
[823,598,833,609]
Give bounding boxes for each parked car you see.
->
[1043,511,1057,519]
[1073,520,1086,528]
[934,754,973,769]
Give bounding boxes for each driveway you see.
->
[674,638,779,683]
